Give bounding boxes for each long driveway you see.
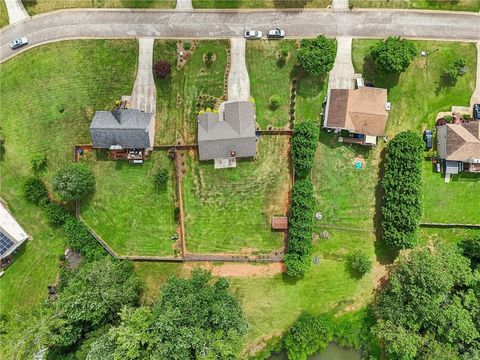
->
[4,0,29,24]
[130,38,156,114]
[1,9,479,63]
[228,38,250,101]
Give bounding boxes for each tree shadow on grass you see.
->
[373,147,398,265]
[362,56,400,90]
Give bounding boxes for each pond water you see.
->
[269,343,361,360]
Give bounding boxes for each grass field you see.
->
[295,70,328,124]
[0,0,8,28]
[0,40,138,317]
[350,0,480,11]
[422,161,480,224]
[182,136,290,254]
[193,0,330,8]
[81,151,178,257]
[22,0,175,15]
[154,40,228,144]
[247,41,297,129]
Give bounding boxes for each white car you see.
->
[244,30,262,39]
[9,37,28,49]
[267,28,285,39]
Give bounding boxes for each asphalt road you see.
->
[1,9,479,63]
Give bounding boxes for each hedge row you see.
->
[291,121,319,179]
[63,218,106,261]
[381,131,424,249]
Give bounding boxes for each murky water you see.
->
[269,343,361,360]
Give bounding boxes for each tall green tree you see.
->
[297,36,336,77]
[52,162,95,200]
[291,121,319,179]
[370,37,416,74]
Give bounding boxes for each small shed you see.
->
[271,216,288,230]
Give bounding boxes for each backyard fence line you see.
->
[78,217,120,259]
[154,144,198,150]
[256,130,293,135]
[316,224,374,233]
[174,150,187,257]
[420,222,480,229]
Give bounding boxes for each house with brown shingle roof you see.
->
[323,87,389,146]
[436,122,480,174]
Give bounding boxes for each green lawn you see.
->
[0,40,138,317]
[295,70,328,124]
[22,0,175,15]
[352,40,476,137]
[80,151,178,257]
[247,40,297,129]
[350,0,480,11]
[154,40,228,144]
[418,227,480,245]
[1,0,9,28]
[422,161,480,224]
[193,0,330,8]
[182,136,290,254]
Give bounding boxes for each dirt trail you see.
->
[182,262,284,277]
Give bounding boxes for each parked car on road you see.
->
[9,37,28,50]
[423,130,433,150]
[473,104,480,120]
[244,30,262,39]
[267,28,285,39]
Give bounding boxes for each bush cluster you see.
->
[370,37,416,74]
[346,252,372,278]
[297,35,336,77]
[153,60,172,79]
[52,163,95,201]
[23,177,48,204]
[285,179,315,278]
[153,168,169,189]
[291,121,319,179]
[41,200,71,226]
[381,131,424,249]
[63,218,106,261]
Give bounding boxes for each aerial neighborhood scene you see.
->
[1,0,480,359]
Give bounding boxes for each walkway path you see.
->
[471,42,480,107]
[1,9,479,63]
[4,0,29,24]
[130,38,156,114]
[175,0,193,10]
[328,36,355,90]
[228,38,250,101]
[332,0,349,10]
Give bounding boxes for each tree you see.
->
[381,131,424,249]
[30,151,47,172]
[153,61,171,79]
[284,313,334,360]
[291,121,319,179]
[41,200,71,226]
[22,177,48,204]
[89,269,249,359]
[269,95,281,110]
[371,243,480,359]
[297,35,336,76]
[370,37,416,74]
[52,163,95,200]
[459,237,480,268]
[441,57,466,86]
[153,168,169,189]
[346,253,372,278]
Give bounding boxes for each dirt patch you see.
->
[181,262,284,278]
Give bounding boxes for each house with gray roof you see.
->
[89,109,155,150]
[197,101,257,162]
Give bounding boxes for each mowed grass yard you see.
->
[182,136,290,254]
[350,0,480,11]
[193,0,330,8]
[1,0,8,28]
[80,151,178,257]
[22,0,175,15]
[0,41,138,316]
[154,40,228,144]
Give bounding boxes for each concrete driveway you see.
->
[1,9,479,63]
[228,38,250,101]
[4,0,28,24]
[328,37,354,90]
[175,0,193,10]
[471,42,480,107]
[130,38,156,114]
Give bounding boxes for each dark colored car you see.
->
[423,130,433,150]
[473,104,480,121]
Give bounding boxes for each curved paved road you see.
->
[1,9,479,63]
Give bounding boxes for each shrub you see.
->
[346,253,372,278]
[370,37,416,74]
[285,253,311,278]
[42,201,71,226]
[23,177,48,204]
[153,168,169,189]
[441,57,466,86]
[269,95,281,110]
[277,48,288,66]
[292,121,319,179]
[381,131,424,249]
[30,152,47,172]
[52,163,95,201]
[297,35,336,77]
[63,218,106,261]
[153,60,172,79]
[284,313,334,360]
[205,51,214,64]
[183,41,191,50]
